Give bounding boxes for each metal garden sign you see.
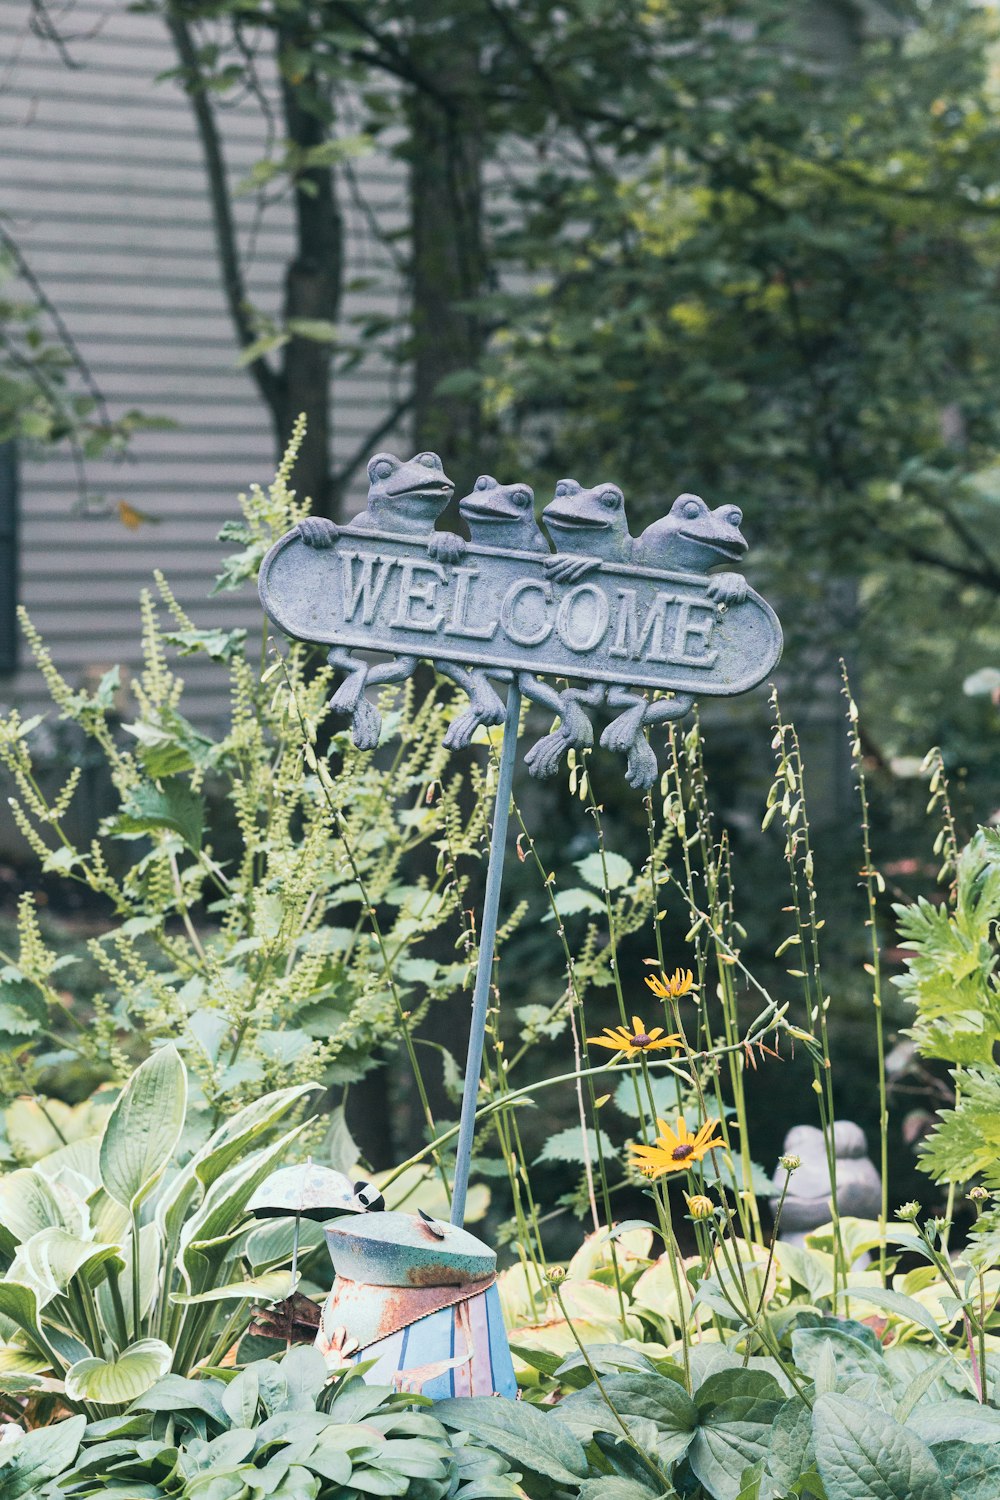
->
[258,449,782,1237]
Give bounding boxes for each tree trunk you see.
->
[277,45,343,521]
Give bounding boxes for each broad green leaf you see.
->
[109,778,205,852]
[767,1397,815,1492]
[0,1283,43,1345]
[813,1392,950,1500]
[574,850,632,890]
[435,1396,588,1483]
[100,1046,187,1210]
[171,1270,294,1305]
[0,1168,84,1248]
[534,1125,616,1167]
[131,1373,228,1426]
[0,1414,85,1496]
[688,1369,787,1500]
[561,1370,697,1463]
[932,1439,1000,1499]
[65,1338,172,1405]
[791,1326,891,1391]
[18,1227,122,1294]
[222,1364,261,1427]
[156,1084,316,1252]
[913,1400,1000,1446]
[840,1286,951,1345]
[576,1483,659,1500]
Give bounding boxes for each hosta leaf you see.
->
[0,1414,85,1497]
[171,1269,294,1305]
[18,1227,122,1294]
[100,1045,187,1210]
[0,1168,84,1249]
[65,1338,173,1405]
[814,1392,950,1500]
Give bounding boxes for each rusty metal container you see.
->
[316,1209,517,1398]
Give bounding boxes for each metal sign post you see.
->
[259,451,782,1227]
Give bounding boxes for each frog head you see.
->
[541,478,630,561]
[639,493,747,574]
[459,474,545,553]
[366,451,454,534]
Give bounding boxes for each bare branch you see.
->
[163,5,282,418]
[331,397,414,494]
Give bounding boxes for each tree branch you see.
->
[331,396,414,495]
[163,5,282,417]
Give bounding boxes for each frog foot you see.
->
[349,695,383,751]
[600,701,648,756]
[427,532,467,565]
[298,517,340,548]
[624,734,659,791]
[705,572,747,606]
[544,554,601,584]
[524,728,574,779]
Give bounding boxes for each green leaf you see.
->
[932,1439,1000,1499]
[767,1397,815,1491]
[543,887,605,921]
[171,1270,294,1305]
[100,1045,188,1210]
[0,1413,85,1496]
[534,1125,616,1166]
[561,1371,697,1464]
[791,1326,891,1390]
[839,1286,951,1345]
[574,851,633,890]
[687,1370,787,1500]
[65,1338,172,1405]
[913,1400,1000,1446]
[434,1397,588,1484]
[813,1392,950,1500]
[109,779,205,852]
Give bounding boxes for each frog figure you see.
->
[541,478,633,581]
[297,451,504,750]
[522,478,652,781]
[635,492,748,606]
[458,474,548,555]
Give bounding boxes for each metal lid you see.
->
[246,1163,366,1221]
[324,1210,496,1287]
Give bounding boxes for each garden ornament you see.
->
[316,1208,517,1398]
[258,451,782,1232]
[247,1163,382,1336]
[770,1121,882,1250]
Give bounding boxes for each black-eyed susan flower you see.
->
[587,1016,684,1059]
[630,1115,724,1178]
[644,968,698,1001]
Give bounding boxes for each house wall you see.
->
[0,1,409,730]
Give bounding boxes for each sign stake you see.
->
[450,676,522,1226]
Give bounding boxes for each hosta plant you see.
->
[0,1045,315,1412]
[41,1346,522,1500]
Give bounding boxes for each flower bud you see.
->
[779,1154,801,1173]
[897,1200,921,1222]
[684,1193,714,1221]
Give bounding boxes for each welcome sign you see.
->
[258,529,782,698]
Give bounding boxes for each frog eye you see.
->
[415,451,439,468]
[373,460,394,481]
[513,488,532,507]
[683,499,702,520]
[600,487,622,509]
[554,479,578,498]
[475,476,492,491]
[726,507,743,527]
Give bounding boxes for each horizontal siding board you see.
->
[1,5,411,729]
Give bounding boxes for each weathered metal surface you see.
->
[259,525,780,698]
[324,1209,495,1288]
[320,1272,496,1346]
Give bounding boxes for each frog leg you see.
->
[621,693,695,791]
[599,688,649,755]
[522,679,602,779]
[427,533,467,565]
[439,664,507,750]
[327,650,420,751]
[543,554,602,584]
[297,517,340,548]
[704,572,747,606]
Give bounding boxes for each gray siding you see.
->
[0,2,409,728]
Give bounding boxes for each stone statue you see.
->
[770,1120,882,1248]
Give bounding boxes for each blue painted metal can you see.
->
[316,1210,517,1398]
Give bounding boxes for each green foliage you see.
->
[893,829,1000,1186]
[0,1047,316,1404]
[43,1348,524,1498]
[0,429,496,1141]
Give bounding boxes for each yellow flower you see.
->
[587,1016,684,1059]
[684,1193,714,1220]
[630,1115,724,1178]
[644,968,698,1000]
